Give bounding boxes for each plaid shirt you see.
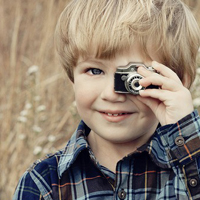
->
[13,110,200,200]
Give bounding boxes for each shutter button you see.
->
[175,136,185,147]
[118,189,126,199]
[189,178,198,187]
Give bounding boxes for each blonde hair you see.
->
[55,0,200,87]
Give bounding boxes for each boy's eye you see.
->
[87,68,103,75]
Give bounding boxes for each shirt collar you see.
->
[58,121,90,178]
[137,124,175,169]
[137,132,171,169]
[58,121,172,178]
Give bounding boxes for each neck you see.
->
[87,132,143,172]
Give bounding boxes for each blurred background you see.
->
[0,0,200,199]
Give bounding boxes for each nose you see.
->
[100,76,126,102]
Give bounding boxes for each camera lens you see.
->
[131,78,143,91]
[125,74,144,95]
[133,81,140,88]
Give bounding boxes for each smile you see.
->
[105,112,129,116]
[99,111,133,123]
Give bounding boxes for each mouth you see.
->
[99,110,133,122]
[103,112,131,116]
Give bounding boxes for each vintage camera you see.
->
[114,62,158,95]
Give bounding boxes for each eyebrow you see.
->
[77,58,107,68]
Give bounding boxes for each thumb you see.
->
[136,95,161,113]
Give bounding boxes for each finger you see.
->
[137,61,182,85]
[139,75,182,91]
[136,95,162,111]
[151,61,182,84]
[139,88,175,102]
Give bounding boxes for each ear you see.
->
[182,73,191,89]
[66,76,75,91]
[70,79,75,91]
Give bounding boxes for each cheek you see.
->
[74,86,89,107]
[73,81,99,111]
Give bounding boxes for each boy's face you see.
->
[73,43,159,148]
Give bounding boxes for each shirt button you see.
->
[189,178,198,187]
[175,136,185,147]
[118,189,126,199]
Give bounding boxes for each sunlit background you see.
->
[0,0,200,198]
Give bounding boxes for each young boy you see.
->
[13,0,200,199]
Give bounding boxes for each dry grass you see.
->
[0,0,200,199]
[0,0,80,198]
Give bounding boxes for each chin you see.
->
[107,136,141,144]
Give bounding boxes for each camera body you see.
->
[114,62,157,95]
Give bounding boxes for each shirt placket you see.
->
[182,161,200,199]
[114,157,134,200]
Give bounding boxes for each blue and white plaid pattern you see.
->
[13,110,200,200]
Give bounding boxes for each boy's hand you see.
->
[137,61,194,126]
